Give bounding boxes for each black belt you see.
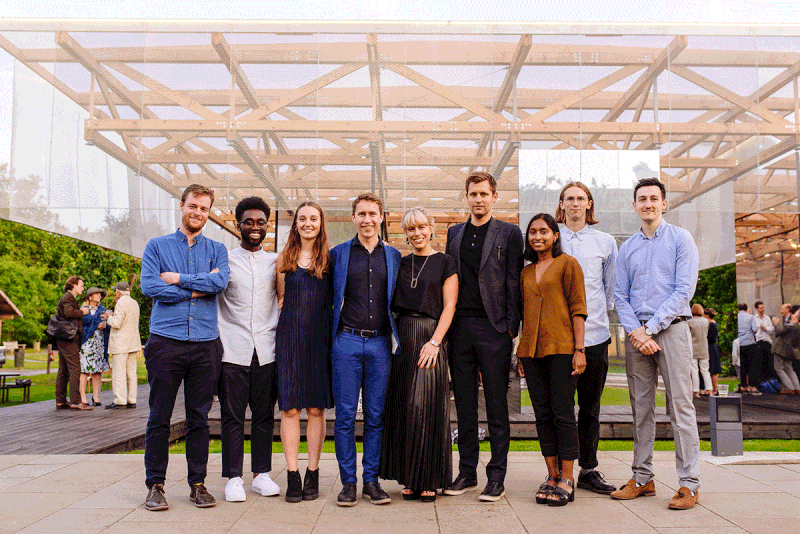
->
[641,316,689,327]
[340,326,391,338]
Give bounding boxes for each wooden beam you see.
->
[226,131,291,208]
[87,118,799,136]
[671,66,789,125]
[670,137,799,208]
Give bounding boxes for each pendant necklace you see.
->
[410,253,431,289]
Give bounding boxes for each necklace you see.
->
[410,253,431,289]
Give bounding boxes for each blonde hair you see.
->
[691,303,705,317]
[401,207,436,238]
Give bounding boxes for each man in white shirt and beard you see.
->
[217,197,281,502]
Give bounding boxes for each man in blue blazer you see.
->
[444,172,524,502]
[330,192,401,507]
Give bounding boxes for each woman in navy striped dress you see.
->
[276,201,333,503]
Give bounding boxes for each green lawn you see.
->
[124,438,800,455]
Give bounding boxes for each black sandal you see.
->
[402,488,421,501]
[536,475,558,504]
[420,490,437,503]
[547,477,575,507]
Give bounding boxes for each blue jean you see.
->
[332,331,391,484]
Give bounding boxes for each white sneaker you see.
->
[252,473,280,497]
[225,477,246,502]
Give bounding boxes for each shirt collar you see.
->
[351,236,384,249]
[174,228,204,243]
[561,224,590,240]
[635,219,667,241]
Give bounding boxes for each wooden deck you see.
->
[2,383,800,455]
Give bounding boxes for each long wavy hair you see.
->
[279,201,330,279]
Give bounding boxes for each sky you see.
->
[1,0,798,24]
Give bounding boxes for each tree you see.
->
[0,257,60,345]
[692,263,737,375]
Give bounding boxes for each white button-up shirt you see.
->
[752,313,775,344]
[217,246,278,366]
[560,224,618,347]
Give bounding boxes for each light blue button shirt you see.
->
[141,229,230,342]
[614,220,699,335]
[560,224,618,347]
[737,311,757,347]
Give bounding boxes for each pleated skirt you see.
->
[379,314,452,491]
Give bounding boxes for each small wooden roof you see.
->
[0,288,23,320]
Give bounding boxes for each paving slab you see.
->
[1,452,800,533]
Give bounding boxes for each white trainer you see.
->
[225,477,246,502]
[252,473,280,497]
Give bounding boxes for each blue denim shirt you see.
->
[614,220,699,335]
[141,229,230,342]
[737,311,757,347]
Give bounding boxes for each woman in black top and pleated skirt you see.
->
[380,207,459,502]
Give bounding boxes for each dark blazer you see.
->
[773,321,800,360]
[57,291,84,335]
[446,217,524,336]
[331,236,402,355]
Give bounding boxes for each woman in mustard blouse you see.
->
[517,213,587,507]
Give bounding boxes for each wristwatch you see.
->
[575,348,585,353]
[429,339,441,348]
[644,326,653,336]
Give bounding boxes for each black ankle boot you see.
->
[302,468,319,501]
[285,470,302,503]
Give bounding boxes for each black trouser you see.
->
[55,337,81,405]
[451,316,512,484]
[740,343,760,387]
[144,334,216,488]
[522,354,579,461]
[219,351,276,478]
[758,340,775,381]
[576,341,609,470]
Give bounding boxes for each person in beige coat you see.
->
[103,282,143,409]
[688,303,711,397]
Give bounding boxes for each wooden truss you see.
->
[1,26,799,258]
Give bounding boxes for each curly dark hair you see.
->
[234,196,271,223]
[523,213,563,263]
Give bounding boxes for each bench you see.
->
[0,375,31,403]
[0,381,32,403]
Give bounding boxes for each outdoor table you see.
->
[0,372,21,403]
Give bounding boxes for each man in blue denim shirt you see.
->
[611,177,701,511]
[140,184,230,512]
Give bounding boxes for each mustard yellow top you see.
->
[517,254,587,359]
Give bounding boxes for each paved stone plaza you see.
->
[1,451,800,533]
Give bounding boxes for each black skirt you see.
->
[379,314,452,491]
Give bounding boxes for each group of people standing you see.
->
[133,171,701,513]
[737,301,800,394]
[53,280,142,411]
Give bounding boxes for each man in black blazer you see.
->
[443,171,524,501]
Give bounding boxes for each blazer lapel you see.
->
[452,223,466,277]
[479,217,498,272]
[384,244,396,305]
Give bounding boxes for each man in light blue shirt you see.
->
[736,303,760,392]
[140,184,230,512]
[556,181,618,495]
[611,177,701,510]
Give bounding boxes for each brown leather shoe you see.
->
[189,483,216,508]
[610,479,656,500]
[71,402,94,411]
[668,487,699,510]
[145,484,169,511]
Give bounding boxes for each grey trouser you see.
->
[774,354,800,391]
[625,321,700,492]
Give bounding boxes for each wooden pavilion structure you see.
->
[1,21,799,269]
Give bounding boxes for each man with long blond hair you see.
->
[555,181,618,495]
